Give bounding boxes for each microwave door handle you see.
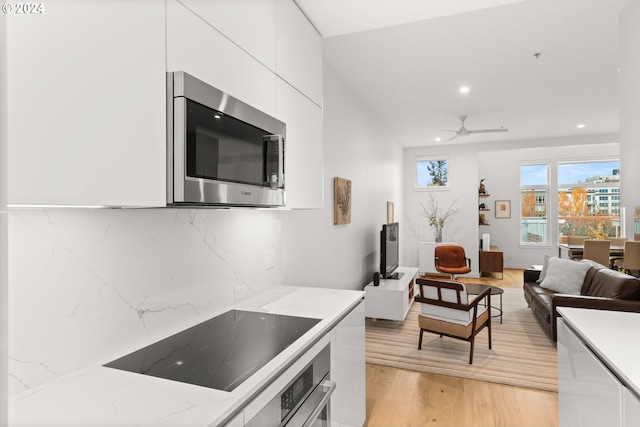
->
[286,379,336,427]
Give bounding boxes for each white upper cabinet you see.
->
[277,80,324,209]
[178,0,277,71]
[7,1,166,206]
[276,0,323,107]
[8,0,323,209]
[166,0,277,118]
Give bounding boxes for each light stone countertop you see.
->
[9,286,364,427]
[558,307,640,399]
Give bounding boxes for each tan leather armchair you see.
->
[414,278,492,364]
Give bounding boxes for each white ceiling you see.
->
[295,0,628,147]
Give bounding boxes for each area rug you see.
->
[365,287,558,392]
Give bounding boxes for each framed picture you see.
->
[334,177,352,225]
[495,200,511,218]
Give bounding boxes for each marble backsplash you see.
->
[8,207,282,396]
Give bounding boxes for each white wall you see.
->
[404,145,480,275]
[8,208,282,396]
[619,0,640,226]
[281,63,403,290]
[403,134,619,274]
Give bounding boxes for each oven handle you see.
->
[286,379,336,427]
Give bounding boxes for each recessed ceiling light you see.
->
[435,137,441,142]
[459,86,470,94]
[577,123,586,129]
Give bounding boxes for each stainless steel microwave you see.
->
[167,72,286,207]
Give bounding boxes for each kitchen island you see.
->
[557,307,640,427]
[9,286,364,426]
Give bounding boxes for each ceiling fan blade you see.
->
[448,133,459,141]
[435,129,459,133]
[468,128,509,134]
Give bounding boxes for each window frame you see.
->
[414,155,451,191]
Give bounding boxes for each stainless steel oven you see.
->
[167,71,286,207]
[246,344,335,427]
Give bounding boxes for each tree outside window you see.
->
[416,158,449,188]
[520,164,549,244]
[557,161,620,240]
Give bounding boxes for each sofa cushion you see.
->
[539,257,590,295]
[586,268,640,300]
[536,255,551,283]
[578,259,609,295]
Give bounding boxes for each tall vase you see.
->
[435,227,443,243]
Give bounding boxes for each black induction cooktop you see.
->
[104,310,321,391]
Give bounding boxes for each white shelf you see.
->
[364,267,419,321]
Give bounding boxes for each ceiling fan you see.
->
[438,115,509,141]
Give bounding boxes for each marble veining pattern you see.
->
[8,207,282,396]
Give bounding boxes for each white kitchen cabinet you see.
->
[179,0,277,71]
[557,319,622,427]
[276,79,324,209]
[276,0,323,107]
[624,388,640,427]
[330,300,365,427]
[7,1,166,206]
[166,0,277,118]
[167,0,323,209]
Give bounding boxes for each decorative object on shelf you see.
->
[479,213,489,225]
[479,178,488,195]
[334,177,352,225]
[479,203,489,211]
[387,201,394,223]
[419,194,458,243]
[495,200,511,218]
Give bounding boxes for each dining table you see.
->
[558,243,625,260]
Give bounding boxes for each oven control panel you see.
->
[281,364,313,421]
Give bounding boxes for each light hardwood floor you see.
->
[363,269,559,427]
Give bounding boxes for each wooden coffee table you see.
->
[465,283,504,323]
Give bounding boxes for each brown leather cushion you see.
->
[579,261,608,295]
[586,268,640,300]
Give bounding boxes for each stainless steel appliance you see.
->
[246,344,335,427]
[167,71,286,207]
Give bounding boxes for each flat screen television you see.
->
[380,222,402,280]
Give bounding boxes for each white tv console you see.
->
[364,267,419,321]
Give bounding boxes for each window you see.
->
[557,160,620,240]
[520,164,548,244]
[415,156,449,188]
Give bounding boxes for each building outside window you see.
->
[557,161,620,239]
[520,163,549,244]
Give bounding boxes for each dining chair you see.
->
[617,241,640,277]
[608,237,628,268]
[434,245,472,280]
[567,236,587,260]
[414,278,492,364]
[582,239,611,267]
